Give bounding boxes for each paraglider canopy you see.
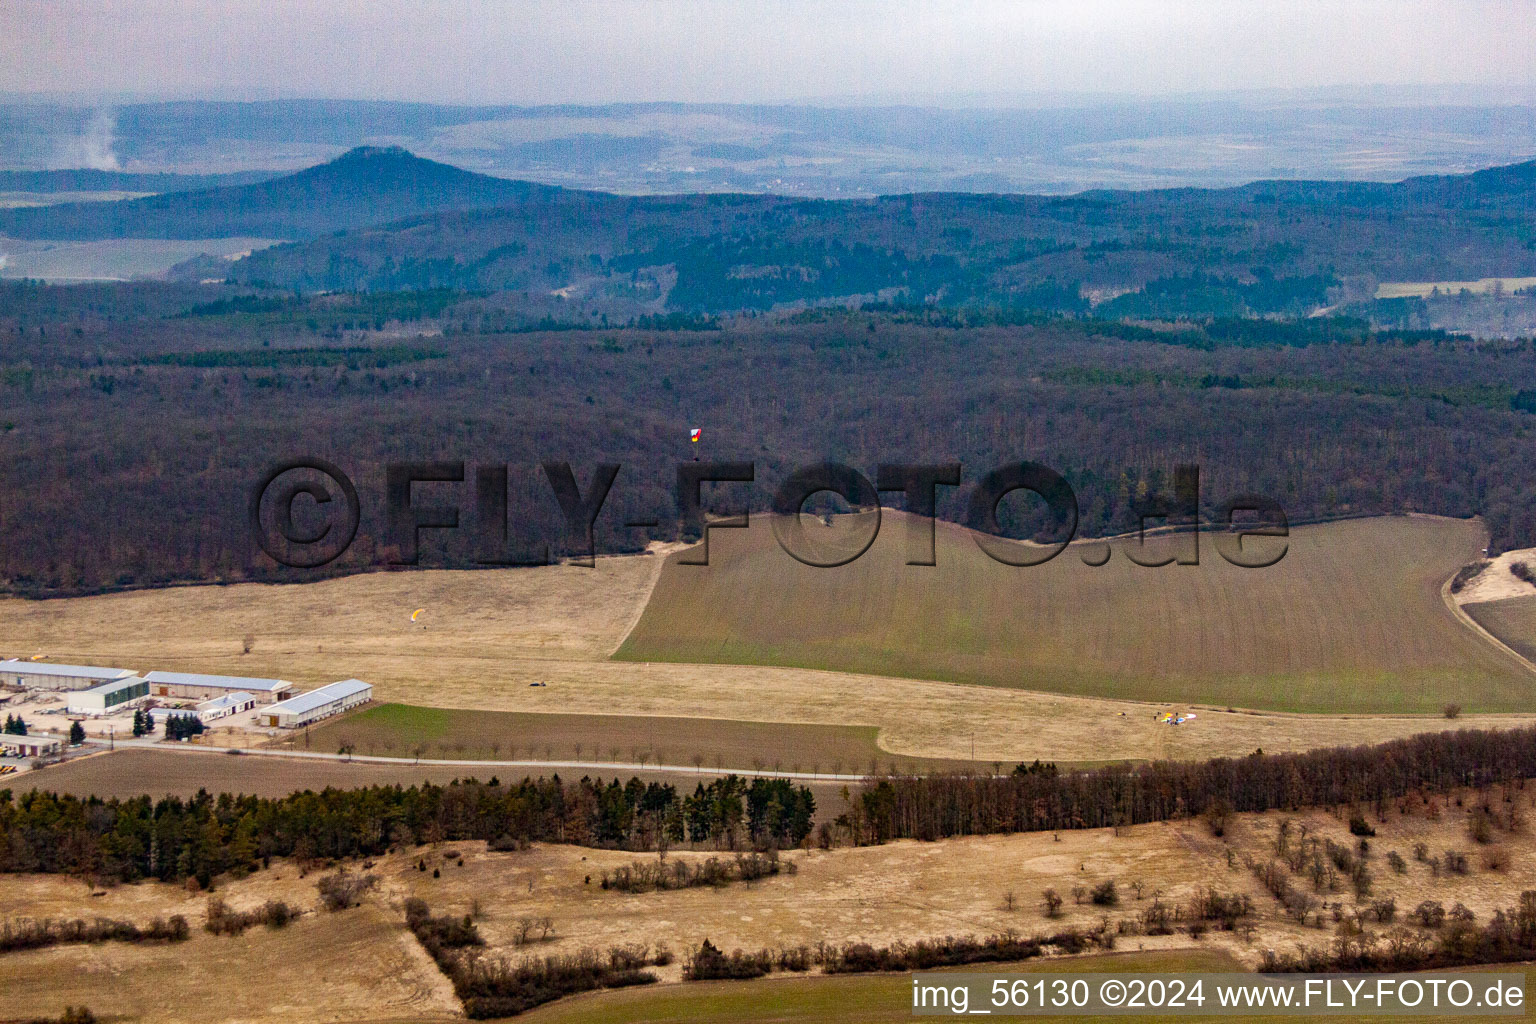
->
[410,608,425,623]
[689,428,702,443]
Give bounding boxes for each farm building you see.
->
[0,732,63,758]
[0,660,138,692]
[196,691,256,720]
[261,679,373,728]
[65,676,150,716]
[142,671,293,703]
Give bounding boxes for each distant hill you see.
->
[227,156,1536,309]
[0,147,558,240]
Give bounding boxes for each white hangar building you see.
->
[260,679,373,729]
[0,660,138,692]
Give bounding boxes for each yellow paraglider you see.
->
[410,608,425,623]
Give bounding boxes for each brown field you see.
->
[18,748,857,818]
[618,514,1533,714]
[0,875,460,1024]
[1464,594,1536,665]
[1,517,1533,765]
[4,789,1536,1023]
[302,703,977,774]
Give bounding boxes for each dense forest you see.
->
[0,774,815,886]
[1,281,1536,594]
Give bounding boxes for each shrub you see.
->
[600,852,795,894]
[1468,808,1494,844]
[317,869,378,911]
[1042,889,1063,918]
[405,898,484,954]
[204,898,301,936]
[1204,798,1232,837]
[455,948,658,1019]
[1449,561,1490,594]
[818,926,1114,974]
[1186,889,1254,930]
[1139,899,1174,935]
[1348,814,1376,837]
[1089,880,1119,907]
[0,915,188,953]
[685,939,773,980]
[1411,901,1446,928]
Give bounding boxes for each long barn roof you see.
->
[265,678,371,716]
[0,660,135,680]
[143,670,290,693]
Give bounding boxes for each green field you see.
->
[618,515,1535,714]
[515,953,1536,1024]
[302,703,978,774]
[517,951,1244,1024]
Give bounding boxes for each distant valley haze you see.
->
[2,1,1535,195]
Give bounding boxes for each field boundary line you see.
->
[608,542,686,656]
[1441,576,1536,679]
[103,737,879,782]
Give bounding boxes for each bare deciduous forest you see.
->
[2,282,1535,595]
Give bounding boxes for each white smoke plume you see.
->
[58,109,121,171]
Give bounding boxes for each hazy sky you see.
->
[4,0,1536,106]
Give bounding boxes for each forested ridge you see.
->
[4,148,1535,318]
[2,281,1536,594]
[221,153,1536,308]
